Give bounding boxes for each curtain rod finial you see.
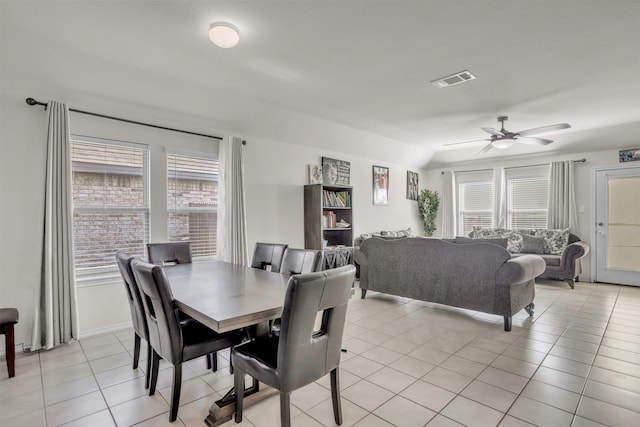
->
[26,97,38,105]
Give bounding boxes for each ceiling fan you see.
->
[444,116,571,153]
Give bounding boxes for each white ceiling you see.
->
[2,0,639,168]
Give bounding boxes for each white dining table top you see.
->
[164,260,290,333]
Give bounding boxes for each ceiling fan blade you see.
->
[516,137,553,145]
[517,123,571,137]
[479,142,494,154]
[481,127,504,136]
[442,138,490,147]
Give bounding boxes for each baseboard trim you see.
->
[78,322,132,340]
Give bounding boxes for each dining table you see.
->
[164,260,290,426]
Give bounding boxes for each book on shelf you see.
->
[323,189,351,208]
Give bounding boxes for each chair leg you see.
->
[234,369,245,423]
[169,363,182,422]
[330,368,343,425]
[145,342,152,389]
[149,350,161,395]
[132,333,141,370]
[206,353,211,369]
[212,352,218,372]
[280,392,291,427]
[4,323,15,378]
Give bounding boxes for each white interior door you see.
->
[595,167,640,286]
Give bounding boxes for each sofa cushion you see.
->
[520,234,546,254]
[512,253,561,267]
[533,229,570,255]
[456,236,508,249]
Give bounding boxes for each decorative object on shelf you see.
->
[406,171,419,200]
[619,148,640,162]
[372,165,389,205]
[309,164,322,184]
[418,189,440,236]
[322,157,350,185]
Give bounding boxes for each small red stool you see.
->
[1,308,19,378]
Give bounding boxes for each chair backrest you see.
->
[277,265,355,392]
[250,243,288,273]
[279,248,322,275]
[131,259,183,364]
[116,251,148,340]
[147,242,192,266]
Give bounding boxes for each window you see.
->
[71,136,149,278]
[506,165,549,229]
[456,171,494,236]
[167,152,218,258]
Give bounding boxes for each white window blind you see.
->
[506,165,549,229]
[167,153,218,258]
[71,137,149,274]
[456,170,494,236]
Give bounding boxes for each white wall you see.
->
[421,149,630,282]
[0,90,424,350]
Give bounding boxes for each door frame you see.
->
[591,164,640,284]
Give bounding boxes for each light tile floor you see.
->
[2,278,640,426]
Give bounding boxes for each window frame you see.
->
[71,135,150,286]
[455,170,494,236]
[166,148,219,261]
[505,165,550,230]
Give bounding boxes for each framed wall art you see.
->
[322,157,351,185]
[406,170,418,200]
[372,165,389,205]
[619,148,640,162]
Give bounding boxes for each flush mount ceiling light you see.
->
[208,22,240,48]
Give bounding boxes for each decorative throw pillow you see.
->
[520,234,545,254]
[534,229,570,255]
[469,227,522,253]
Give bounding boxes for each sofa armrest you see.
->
[560,241,589,265]
[497,255,546,285]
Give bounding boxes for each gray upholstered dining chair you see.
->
[116,251,152,388]
[232,265,356,427]
[1,308,19,378]
[146,242,219,370]
[147,242,192,266]
[131,259,246,422]
[250,242,288,273]
[278,248,322,276]
[270,248,322,335]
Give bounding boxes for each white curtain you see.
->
[441,171,456,238]
[31,101,78,350]
[548,160,579,232]
[493,167,506,229]
[217,136,248,265]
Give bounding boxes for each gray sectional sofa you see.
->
[354,237,546,331]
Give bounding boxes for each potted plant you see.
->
[418,189,440,237]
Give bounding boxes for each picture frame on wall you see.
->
[373,165,389,205]
[406,171,418,200]
[322,157,351,185]
[619,148,640,162]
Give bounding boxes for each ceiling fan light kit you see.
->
[444,115,571,154]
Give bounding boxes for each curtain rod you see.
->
[25,97,224,141]
[441,158,586,175]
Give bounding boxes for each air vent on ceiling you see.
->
[431,70,476,88]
